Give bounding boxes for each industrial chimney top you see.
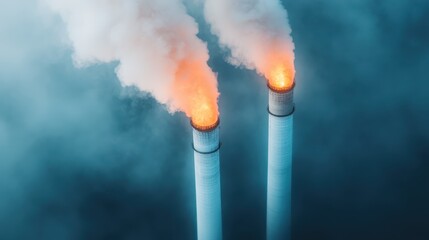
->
[191,118,220,132]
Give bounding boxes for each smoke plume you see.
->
[44,0,219,125]
[203,0,295,88]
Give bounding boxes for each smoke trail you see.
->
[203,0,295,89]
[44,0,219,126]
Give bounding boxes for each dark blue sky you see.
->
[0,0,428,239]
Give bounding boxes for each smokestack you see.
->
[191,118,223,240]
[267,82,294,240]
[47,1,223,238]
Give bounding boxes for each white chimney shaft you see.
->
[192,120,223,240]
[267,84,294,240]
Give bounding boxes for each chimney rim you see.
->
[267,81,295,93]
[190,118,220,132]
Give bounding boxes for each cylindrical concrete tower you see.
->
[267,83,294,240]
[192,119,223,240]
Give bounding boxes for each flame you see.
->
[191,93,218,128]
[268,64,293,90]
[265,52,295,91]
[259,48,295,91]
[172,59,219,128]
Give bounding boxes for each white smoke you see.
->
[43,0,219,116]
[203,0,295,78]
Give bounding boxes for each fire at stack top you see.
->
[267,82,295,240]
[191,118,223,240]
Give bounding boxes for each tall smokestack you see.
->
[191,118,223,240]
[46,1,223,238]
[267,82,294,240]
[202,1,295,238]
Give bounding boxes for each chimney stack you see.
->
[191,119,223,240]
[267,83,295,240]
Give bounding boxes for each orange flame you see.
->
[264,52,295,91]
[172,59,219,128]
[190,95,218,129]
